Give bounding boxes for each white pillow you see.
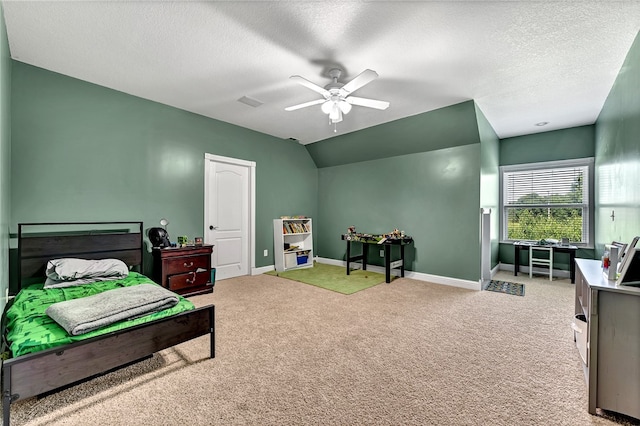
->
[44,258,129,288]
[44,276,112,289]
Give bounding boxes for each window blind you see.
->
[501,160,592,244]
[504,166,587,206]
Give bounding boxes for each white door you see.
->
[204,154,255,280]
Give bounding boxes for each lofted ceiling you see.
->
[3,1,640,145]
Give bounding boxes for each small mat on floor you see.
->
[484,280,525,296]
[266,262,387,294]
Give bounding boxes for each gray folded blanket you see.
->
[46,284,180,336]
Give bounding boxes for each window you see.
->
[500,158,594,246]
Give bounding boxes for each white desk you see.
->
[574,259,640,420]
[514,242,578,282]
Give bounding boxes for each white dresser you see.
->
[574,258,640,420]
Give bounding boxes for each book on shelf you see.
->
[282,220,309,234]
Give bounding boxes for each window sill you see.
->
[500,240,594,250]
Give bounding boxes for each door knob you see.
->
[209,225,218,230]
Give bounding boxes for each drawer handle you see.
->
[186,271,196,284]
[183,261,194,268]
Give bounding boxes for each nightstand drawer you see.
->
[164,255,209,275]
[168,270,210,292]
[153,244,214,297]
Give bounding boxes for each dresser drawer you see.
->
[167,270,210,292]
[164,255,209,275]
[152,245,214,297]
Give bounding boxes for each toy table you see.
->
[341,233,413,283]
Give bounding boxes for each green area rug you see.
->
[266,262,388,294]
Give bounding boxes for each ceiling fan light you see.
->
[321,100,333,114]
[329,104,341,121]
[338,101,352,114]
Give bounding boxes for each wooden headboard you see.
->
[17,222,143,291]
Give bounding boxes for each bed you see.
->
[1,222,215,426]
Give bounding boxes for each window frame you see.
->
[499,158,595,248]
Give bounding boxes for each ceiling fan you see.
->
[285,68,390,131]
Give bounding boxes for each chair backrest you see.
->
[530,245,553,279]
[531,246,552,255]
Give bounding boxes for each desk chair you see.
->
[530,246,553,280]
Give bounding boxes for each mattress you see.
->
[5,272,195,357]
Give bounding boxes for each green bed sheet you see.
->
[5,272,195,358]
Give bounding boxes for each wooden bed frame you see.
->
[2,222,215,426]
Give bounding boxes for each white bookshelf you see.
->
[273,218,313,271]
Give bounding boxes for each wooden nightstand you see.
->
[152,245,214,296]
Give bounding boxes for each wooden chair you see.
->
[530,246,553,280]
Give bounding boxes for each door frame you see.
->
[204,153,256,276]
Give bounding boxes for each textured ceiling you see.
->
[3,1,640,145]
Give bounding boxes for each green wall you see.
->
[317,144,482,281]
[8,63,487,287]
[476,103,500,268]
[0,4,11,312]
[10,62,318,279]
[500,125,595,166]
[595,30,640,257]
[306,101,481,168]
[310,100,484,282]
[498,125,596,269]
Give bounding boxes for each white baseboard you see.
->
[253,261,567,285]
[252,265,275,275]
[247,260,569,288]
[316,257,481,291]
[491,263,500,277]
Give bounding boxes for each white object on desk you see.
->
[603,244,619,281]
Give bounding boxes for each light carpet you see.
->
[4,271,637,426]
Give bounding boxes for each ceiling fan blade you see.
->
[285,99,325,111]
[290,75,330,97]
[346,96,390,110]
[340,69,379,95]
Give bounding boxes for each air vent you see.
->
[237,96,264,108]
